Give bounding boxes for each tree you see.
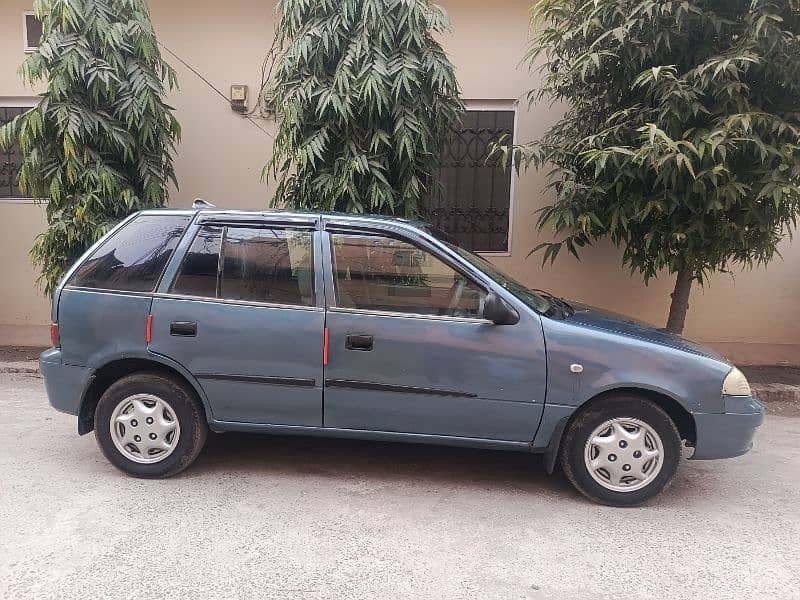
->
[264,0,463,218]
[0,0,180,296]
[498,0,800,333]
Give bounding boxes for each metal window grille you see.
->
[424,110,514,252]
[0,107,30,198]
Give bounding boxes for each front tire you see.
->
[559,395,681,507]
[94,372,208,478]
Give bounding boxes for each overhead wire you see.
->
[157,41,275,139]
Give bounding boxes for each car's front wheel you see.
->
[94,372,208,478]
[559,395,682,506]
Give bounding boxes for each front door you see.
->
[322,227,546,442]
[149,221,324,426]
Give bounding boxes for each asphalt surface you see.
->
[1,373,798,600]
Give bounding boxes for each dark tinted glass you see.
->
[221,227,314,306]
[171,226,222,297]
[25,14,43,48]
[70,215,190,292]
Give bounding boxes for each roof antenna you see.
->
[192,198,216,209]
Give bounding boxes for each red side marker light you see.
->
[50,322,60,348]
[323,326,329,366]
[145,314,153,344]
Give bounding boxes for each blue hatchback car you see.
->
[40,208,764,506]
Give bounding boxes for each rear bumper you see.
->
[40,349,91,416]
[691,395,765,460]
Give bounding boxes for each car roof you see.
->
[137,208,434,231]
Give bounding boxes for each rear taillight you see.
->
[50,322,60,348]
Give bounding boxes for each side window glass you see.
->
[330,233,486,318]
[220,227,314,306]
[171,226,222,297]
[69,215,190,292]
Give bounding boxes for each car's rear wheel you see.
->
[94,372,208,478]
[559,395,681,506]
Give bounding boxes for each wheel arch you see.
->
[543,386,696,474]
[78,355,211,435]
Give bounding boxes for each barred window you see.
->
[424,109,514,253]
[0,107,30,199]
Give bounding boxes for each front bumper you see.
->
[40,348,91,416]
[691,395,765,460]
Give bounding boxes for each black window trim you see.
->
[166,222,320,311]
[325,226,491,323]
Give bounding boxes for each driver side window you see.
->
[330,232,486,318]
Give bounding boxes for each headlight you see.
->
[722,367,751,396]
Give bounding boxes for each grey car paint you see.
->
[40,208,764,464]
[323,309,545,441]
[58,289,154,368]
[148,296,325,426]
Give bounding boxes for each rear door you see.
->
[321,224,547,442]
[149,216,324,426]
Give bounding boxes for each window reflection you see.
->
[70,215,190,292]
[331,233,485,317]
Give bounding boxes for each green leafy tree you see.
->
[265,0,463,218]
[0,0,180,296]
[499,0,800,333]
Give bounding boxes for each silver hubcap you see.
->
[584,417,664,492]
[110,394,181,464]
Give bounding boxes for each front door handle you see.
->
[345,334,373,351]
[170,321,197,337]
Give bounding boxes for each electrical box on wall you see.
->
[230,85,248,113]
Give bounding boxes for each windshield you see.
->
[439,240,552,314]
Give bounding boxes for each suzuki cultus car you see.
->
[40,208,764,506]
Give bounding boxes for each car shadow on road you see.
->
[188,430,580,498]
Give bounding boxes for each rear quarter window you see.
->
[69,214,190,293]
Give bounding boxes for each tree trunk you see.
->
[665,268,693,334]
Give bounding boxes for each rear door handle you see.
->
[170,321,197,337]
[345,334,373,351]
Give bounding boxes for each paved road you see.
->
[1,373,798,600]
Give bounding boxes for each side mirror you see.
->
[483,291,519,325]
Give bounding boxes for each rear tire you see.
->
[94,372,208,478]
[559,395,681,507]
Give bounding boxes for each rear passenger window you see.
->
[69,215,190,292]
[222,228,314,306]
[170,226,315,307]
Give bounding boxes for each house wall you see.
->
[0,0,797,364]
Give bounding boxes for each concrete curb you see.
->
[751,383,800,404]
[0,361,40,374]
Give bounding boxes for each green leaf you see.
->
[264,0,463,217]
[517,0,800,330]
[1,0,180,297]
